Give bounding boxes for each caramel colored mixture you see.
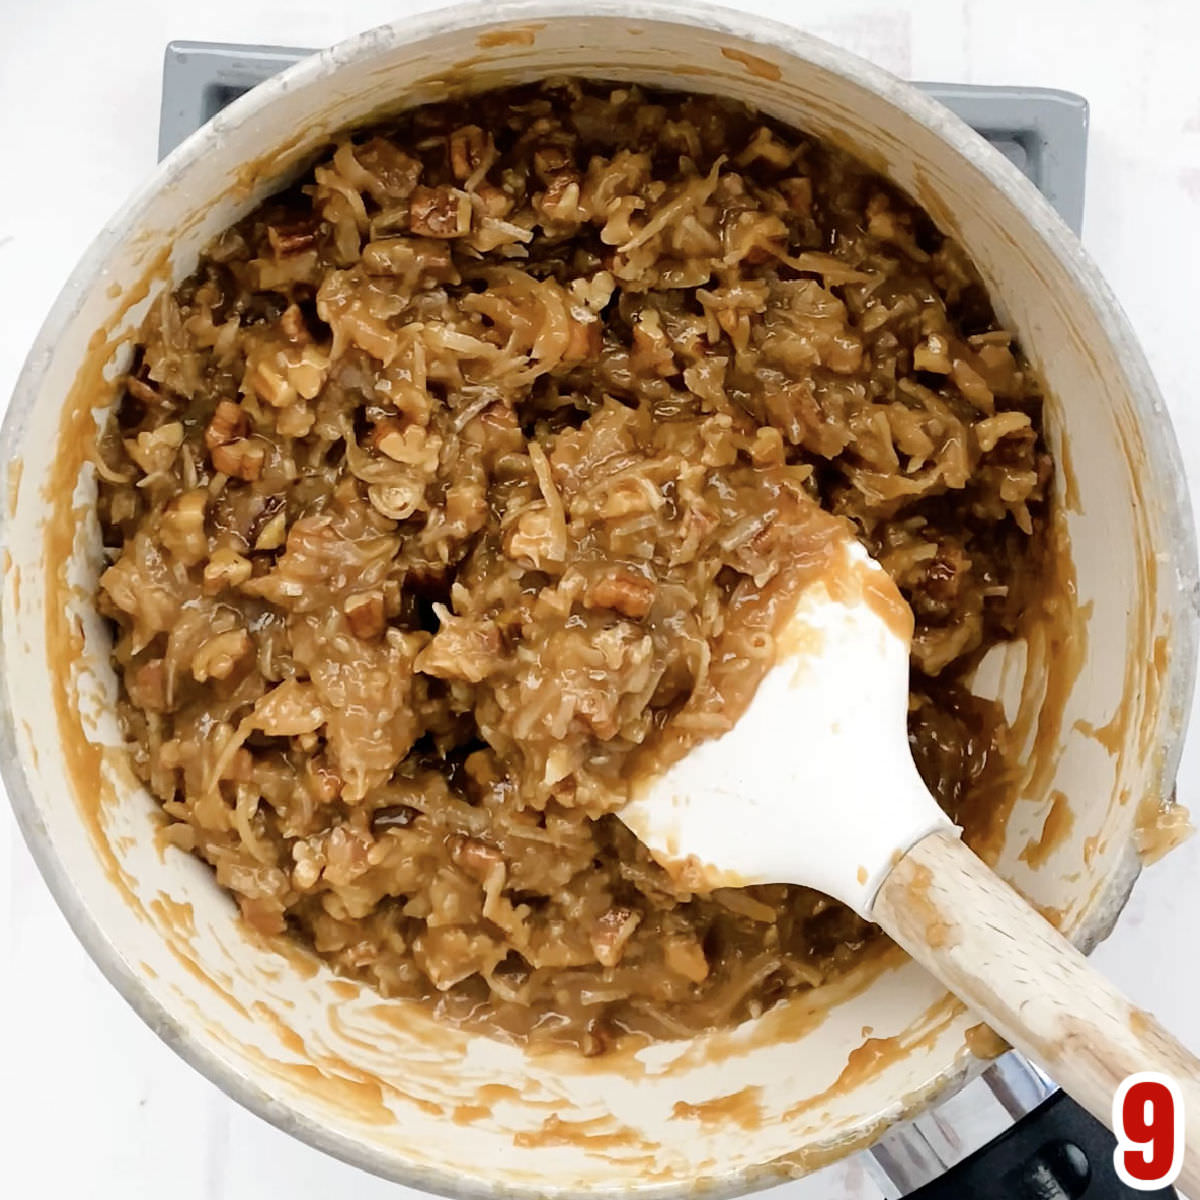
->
[96,81,1051,1053]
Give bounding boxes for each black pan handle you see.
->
[909,1090,1178,1200]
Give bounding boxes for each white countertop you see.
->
[3,1,1200,1196]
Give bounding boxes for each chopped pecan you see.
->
[504,507,565,570]
[291,841,326,890]
[238,896,286,935]
[205,400,250,450]
[276,404,315,438]
[361,237,459,284]
[414,611,502,683]
[266,220,317,255]
[409,186,473,238]
[127,659,167,711]
[370,417,442,469]
[449,125,493,182]
[354,138,423,202]
[159,490,208,565]
[253,509,287,551]
[252,679,325,736]
[540,172,583,222]
[584,569,656,619]
[533,144,572,181]
[590,906,641,967]
[191,629,251,683]
[664,935,709,983]
[450,835,504,881]
[630,313,675,377]
[125,422,184,475]
[370,417,411,459]
[736,126,793,169]
[203,547,253,595]
[474,183,514,220]
[563,316,602,363]
[212,438,266,482]
[913,333,952,374]
[243,343,328,408]
[344,590,386,639]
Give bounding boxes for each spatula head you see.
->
[618,536,954,918]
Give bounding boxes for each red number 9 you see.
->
[1112,1073,1185,1189]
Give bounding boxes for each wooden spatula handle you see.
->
[873,828,1200,1195]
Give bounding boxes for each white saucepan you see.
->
[2,2,1196,1194]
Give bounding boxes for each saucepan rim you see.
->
[2,2,1196,1195]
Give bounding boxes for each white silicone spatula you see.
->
[620,530,1200,1192]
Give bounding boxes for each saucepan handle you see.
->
[872,829,1200,1197]
[908,1089,1177,1199]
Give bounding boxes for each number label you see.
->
[1112,1073,1184,1190]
